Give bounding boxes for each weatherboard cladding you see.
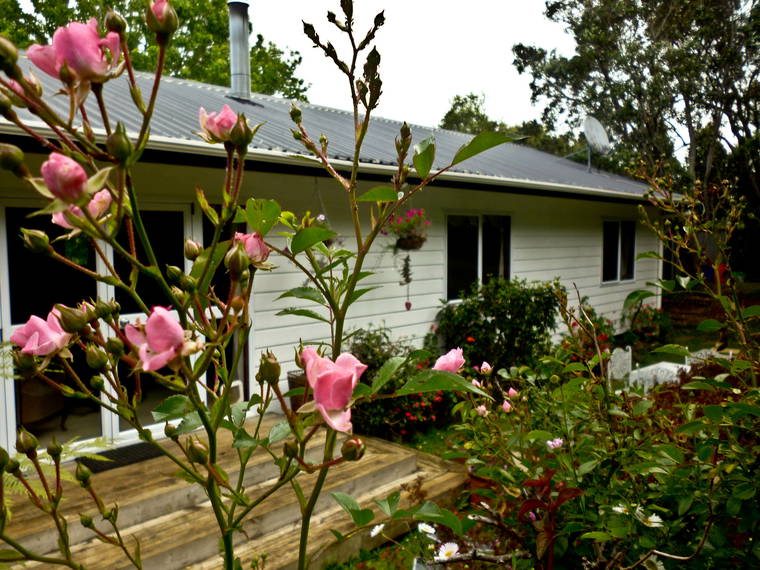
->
[6,57,648,198]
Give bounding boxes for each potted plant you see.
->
[384,208,430,250]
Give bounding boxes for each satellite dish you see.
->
[583,116,611,155]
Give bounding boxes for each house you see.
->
[0,3,659,453]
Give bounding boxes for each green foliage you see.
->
[5,0,309,100]
[434,278,560,372]
[557,296,616,364]
[349,326,455,441]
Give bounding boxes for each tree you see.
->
[512,0,759,195]
[3,0,309,100]
[439,92,587,162]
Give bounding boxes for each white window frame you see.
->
[601,219,636,284]
[444,211,512,301]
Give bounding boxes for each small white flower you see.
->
[417,523,436,535]
[612,504,629,515]
[370,523,385,537]
[635,507,663,527]
[435,542,459,561]
[316,214,326,222]
[546,437,564,450]
[397,191,404,200]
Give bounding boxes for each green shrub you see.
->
[557,295,615,363]
[434,278,560,372]
[349,325,455,441]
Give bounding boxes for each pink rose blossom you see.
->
[10,308,71,356]
[508,387,519,398]
[199,105,238,143]
[476,405,488,417]
[27,19,120,83]
[302,348,367,432]
[480,361,492,374]
[125,307,185,371]
[41,153,88,203]
[52,189,112,228]
[471,379,481,388]
[501,400,512,413]
[151,0,171,22]
[233,231,269,265]
[432,348,464,373]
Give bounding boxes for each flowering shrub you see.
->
[434,278,560,372]
[557,294,615,364]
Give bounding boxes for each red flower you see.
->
[465,336,476,343]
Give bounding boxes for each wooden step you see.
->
[192,442,467,570]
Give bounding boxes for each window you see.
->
[602,220,635,282]
[446,214,510,300]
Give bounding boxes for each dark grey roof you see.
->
[4,58,649,200]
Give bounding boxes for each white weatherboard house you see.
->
[0,5,659,454]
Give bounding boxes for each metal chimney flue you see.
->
[228,0,251,99]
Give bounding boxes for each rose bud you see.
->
[146,1,179,38]
[341,437,366,461]
[283,440,299,459]
[46,437,63,461]
[187,439,209,464]
[105,337,124,357]
[0,143,28,177]
[75,461,92,486]
[86,345,109,370]
[55,303,88,333]
[255,350,281,385]
[105,9,128,35]
[20,228,50,254]
[106,122,132,163]
[184,239,202,260]
[15,427,38,457]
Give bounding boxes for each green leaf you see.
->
[563,362,587,373]
[451,132,512,166]
[652,344,691,357]
[196,187,218,225]
[268,421,291,444]
[678,496,694,516]
[703,405,724,422]
[177,412,202,434]
[632,399,653,416]
[623,289,655,310]
[85,167,113,196]
[409,349,432,361]
[396,370,490,398]
[0,549,22,561]
[190,240,231,294]
[330,529,345,542]
[413,501,462,534]
[374,491,400,516]
[352,383,372,400]
[332,492,375,526]
[636,250,660,260]
[357,186,398,202]
[676,420,706,435]
[412,136,435,179]
[291,227,337,254]
[696,319,723,333]
[741,305,760,318]
[347,287,377,305]
[151,395,194,422]
[240,198,281,236]
[526,430,554,442]
[580,531,612,542]
[578,459,598,476]
[232,428,258,449]
[371,357,405,394]
[276,307,329,323]
[277,286,325,306]
[682,381,716,391]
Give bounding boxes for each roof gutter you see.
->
[0,121,649,202]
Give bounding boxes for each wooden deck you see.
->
[4,415,465,569]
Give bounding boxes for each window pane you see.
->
[447,215,478,299]
[602,221,619,282]
[6,207,96,324]
[115,211,185,313]
[620,221,635,280]
[482,215,510,283]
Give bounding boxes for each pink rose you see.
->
[28,19,120,83]
[476,405,488,417]
[432,348,464,373]
[52,189,112,228]
[151,0,171,22]
[198,105,238,143]
[302,349,367,432]
[233,232,269,265]
[125,307,185,371]
[480,361,492,374]
[501,400,512,413]
[41,153,88,203]
[508,387,519,398]
[10,308,71,356]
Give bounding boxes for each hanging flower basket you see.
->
[395,234,426,250]
[383,208,430,250]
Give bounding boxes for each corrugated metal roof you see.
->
[4,57,649,199]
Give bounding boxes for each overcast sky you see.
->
[253,1,576,128]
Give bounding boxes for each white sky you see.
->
[253,1,576,127]
[18,0,576,129]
